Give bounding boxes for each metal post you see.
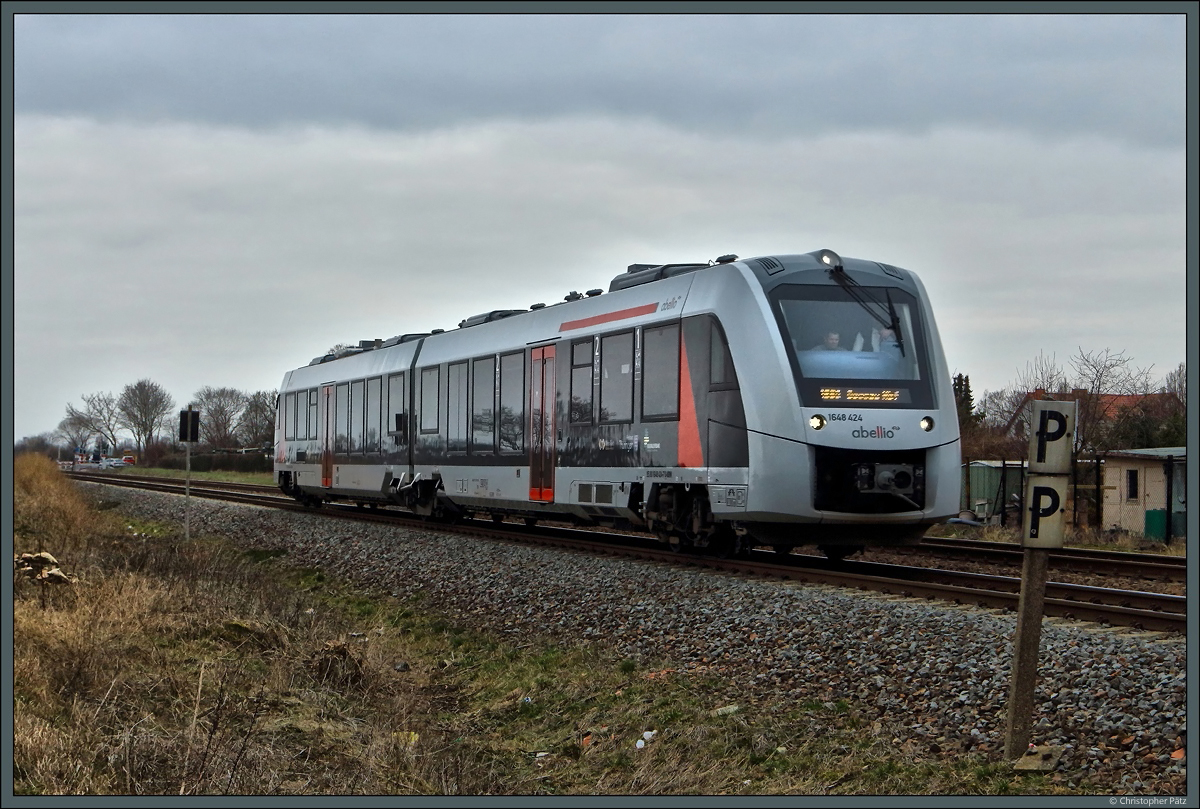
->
[1164,456,1174,545]
[1000,459,1008,527]
[1095,453,1103,532]
[964,456,972,514]
[1070,452,1078,528]
[185,405,193,542]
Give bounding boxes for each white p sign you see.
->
[1023,475,1068,548]
[1023,399,1075,549]
[1027,400,1075,475]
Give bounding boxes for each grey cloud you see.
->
[14,13,1185,147]
[13,114,1185,439]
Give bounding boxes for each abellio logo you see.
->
[852,426,896,439]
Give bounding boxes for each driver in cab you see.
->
[811,331,846,351]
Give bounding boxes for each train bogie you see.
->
[274,250,961,558]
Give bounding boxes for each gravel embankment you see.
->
[85,484,1188,794]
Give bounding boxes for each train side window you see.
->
[335,383,349,454]
[600,331,634,423]
[308,389,318,442]
[499,351,524,452]
[709,318,739,391]
[447,361,468,452]
[284,392,296,441]
[297,390,307,440]
[366,376,382,453]
[387,373,407,443]
[472,356,496,453]
[420,367,440,434]
[350,379,365,452]
[570,339,594,424]
[641,323,680,420]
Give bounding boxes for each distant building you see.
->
[1101,447,1186,538]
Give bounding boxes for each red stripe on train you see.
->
[559,303,659,332]
[678,343,704,468]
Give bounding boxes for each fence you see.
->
[961,454,1187,542]
[157,451,272,474]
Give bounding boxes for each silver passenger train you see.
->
[274,249,961,559]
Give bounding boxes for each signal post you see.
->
[1004,399,1075,762]
[179,407,200,541]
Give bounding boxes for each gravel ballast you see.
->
[88,484,1189,794]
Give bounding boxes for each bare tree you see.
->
[1070,348,1152,396]
[1069,348,1153,453]
[192,386,249,448]
[56,414,93,455]
[1163,361,1186,409]
[117,379,175,456]
[238,389,278,448]
[1017,350,1070,394]
[984,348,1163,454]
[65,391,123,454]
[986,351,1070,440]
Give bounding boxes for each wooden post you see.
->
[1003,399,1075,761]
[1003,547,1049,755]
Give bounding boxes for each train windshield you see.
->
[770,284,935,408]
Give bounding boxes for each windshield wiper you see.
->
[885,290,905,357]
[829,270,897,340]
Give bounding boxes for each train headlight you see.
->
[920,416,935,432]
[817,249,843,271]
[809,414,826,430]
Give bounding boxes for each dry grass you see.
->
[14,454,103,558]
[124,466,274,486]
[927,518,1187,557]
[12,453,1087,796]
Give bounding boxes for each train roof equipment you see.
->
[307,251,747,366]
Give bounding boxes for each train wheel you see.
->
[772,545,791,557]
[491,514,505,523]
[524,517,538,527]
[709,526,746,559]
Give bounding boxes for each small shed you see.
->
[1102,447,1186,539]
[960,460,1027,524]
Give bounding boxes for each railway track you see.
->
[69,471,1187,633]
[897,535,1186,583]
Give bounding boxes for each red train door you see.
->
[529,345,556,502]
[320,384,334,488]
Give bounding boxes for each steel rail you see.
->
[69,473,1187,633]
[898,536,1186,582]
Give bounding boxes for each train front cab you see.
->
[743,258,961,555]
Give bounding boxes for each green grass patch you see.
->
[127,466,275,486]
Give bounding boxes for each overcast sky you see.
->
[9,10,1192,445]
